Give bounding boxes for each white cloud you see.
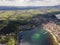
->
[0,0,60,6]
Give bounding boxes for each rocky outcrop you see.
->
[42,21,60,43]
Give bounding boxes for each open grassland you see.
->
[0,9,60,20]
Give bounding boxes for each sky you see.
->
[0,0,60,6]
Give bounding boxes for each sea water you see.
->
[18,28,58,45]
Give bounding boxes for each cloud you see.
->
[0,0,60,6]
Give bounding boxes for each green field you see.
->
[0,9,60,20]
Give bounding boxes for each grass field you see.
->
[0,9,60,20]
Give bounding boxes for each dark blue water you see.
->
[18,28,56,45]
[0,5,60,10]
[0,6,40,10]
